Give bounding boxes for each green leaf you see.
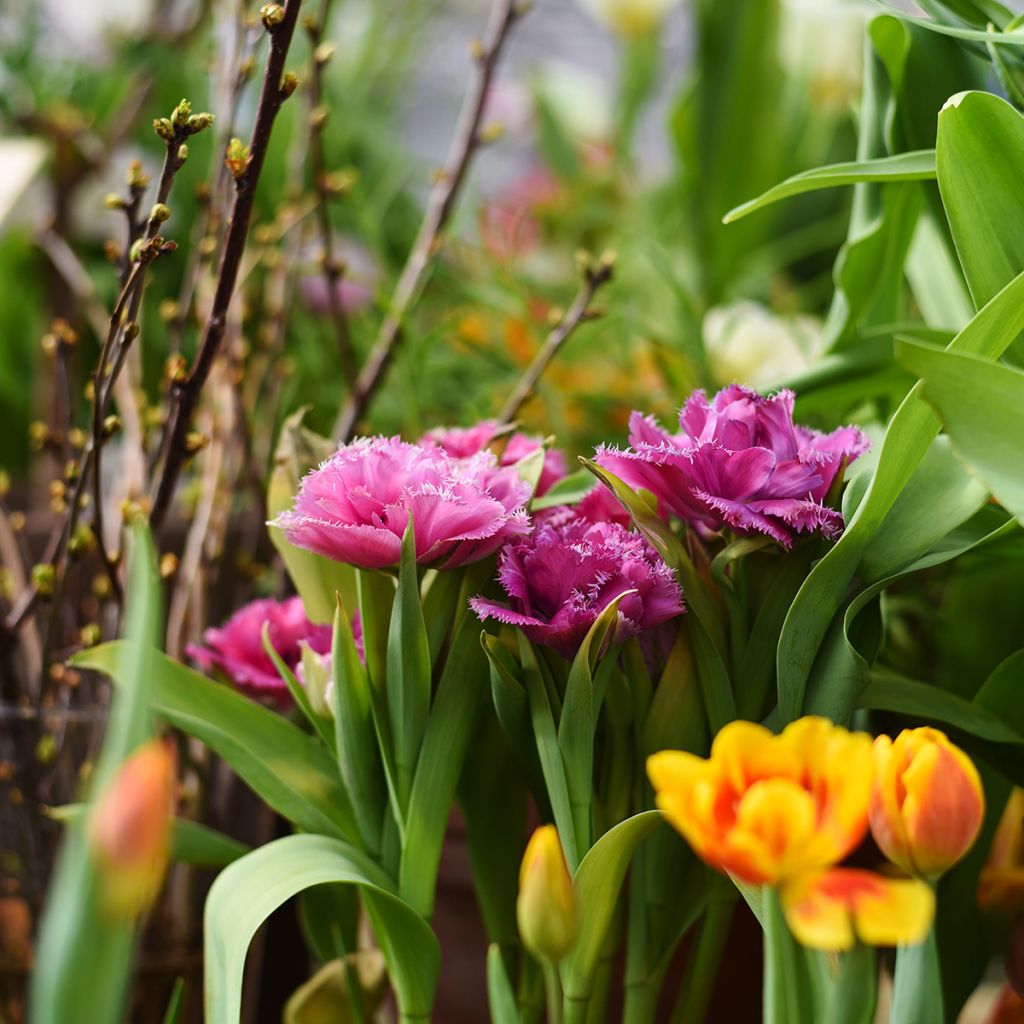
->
[356,569,395,700]
[530,470,596,512]
[387,521,431,812]
[858,672,1024,743]
[162,978,185,1024]
[399,616,487,917]
[560,811,662,1007]
[487,944,521,1024]
[974,648,1024,739]
[29,525,160,1024]
[204,834,439,1024]
[763,887,814,1024]
[896,341,1024,524]
[824,945,878,1024]
[936,91,1024,311]
[74,644,359,843]
[559,593,635,859]
[777,266,1024,722]
[724,151,936,224]
[867,2,1024,43]
[332,600,386,856]
[890,927,943,1024]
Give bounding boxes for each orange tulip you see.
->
[870,727,984,879]
[647,717,873,887]
[91,738,177,920]
[979,788,1024,912]
[516,825,579,963]
[780,867,934,951]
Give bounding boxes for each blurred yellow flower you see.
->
[781,867,933,951]
[979,788,1024,912]
[647,717,872,887]
[869,727,984,880]
[576,0,680,39]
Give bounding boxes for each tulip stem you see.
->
[890,924,943,1024]
[669,884,736,1024]
[763,887,812,1024]
[543,962,564,1024]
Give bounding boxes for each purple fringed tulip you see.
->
[595,386,867,547]
[273,437,532,571]
[470,518,684,658]
[421,420,567,496]
[186,596,350,702]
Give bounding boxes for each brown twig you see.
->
[333,0,523,441]
[496,255,616,427]
[305,0,357,383]
[149,0,304,535]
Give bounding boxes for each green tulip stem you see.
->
[670,885,737,1024]
[544,961,564,1024]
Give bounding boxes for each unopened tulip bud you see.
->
[298,642,333,718]
[516,825,578,963]
[870,727,984,879]
[91,739,176,919]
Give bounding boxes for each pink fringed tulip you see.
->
[470,517,683,658]
[870,727,985,879]
[421,420,567,496]
[186,596,337,701]
[274,437,532,570]
[595,385,867,547]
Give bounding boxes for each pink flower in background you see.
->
[595,386,867,547]
[421,420,567,496]
[186,596,335,701]
[299,235,380,316]
[471,518,684,658]
[274,436,532,571]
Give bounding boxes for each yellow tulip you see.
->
[781,867,934,952]
[647,717,873,886]
[91,738,176,919]
[869,727,984,879]
[516,825,579,963]
[577,0,679,38]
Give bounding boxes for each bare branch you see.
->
[149,0,305,534]
[333,0,523,441]
[496,255,616,428]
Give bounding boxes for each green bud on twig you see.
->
[280,71,299,98]
[127,159,150,191]
[260,2,285,28]
[171,98,192,127]
[186,112,215,135]
[149,203,171,224]
[152,117,175,141]
[225,138,251,180]
[104,193,126,211]
[32,563,56,598]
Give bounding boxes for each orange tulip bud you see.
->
[516,825,579,963]
[647,717,873,886]
[869,727,984,880]
[780,867,934,952]
[91,738,176,920]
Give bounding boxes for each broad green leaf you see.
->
[867,2,1024,43]
[530,469,595,511]
[399,616,487,917]
[204,834,439,1024]
[355,569,395,700]
[763,887,814,1024]
[686,614,737,735]
[30,525,160,1024]
[974,648,1024,739]
[560,811,662,1006]
[858,435,989,581]
[74,643,359,843]
[890,929,943,1024]
[824,944,878,1024]
[724,151,936,224]
[858,671,1024,743]
[777,266,1024,721]
[905,212,974,331]
[936,91,1024,311]
[387,521,431,812]
[332,601,385,856]
[896,342,1024,523]
[487,944,520,1024]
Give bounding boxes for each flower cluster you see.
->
[272,436,532,571]
[648,719,984,950]
[597,386,867,547]
[471,517,683,658]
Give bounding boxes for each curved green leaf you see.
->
[724,151,936,224]
[561,811,662,1005]
[204,834,438,1024]
[74,643,359,842]
[868,2,1024,43]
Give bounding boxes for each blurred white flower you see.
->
[779,0,869,111]
[532,63,614,146]
[0,139,46,234]
[703,301,822,390]
[576,0,680,38]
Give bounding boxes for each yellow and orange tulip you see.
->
[647,717,873,887]
[91,738,177,920]
[516,825,579,963]
[780,867,934,951]
[869,727,984,880]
